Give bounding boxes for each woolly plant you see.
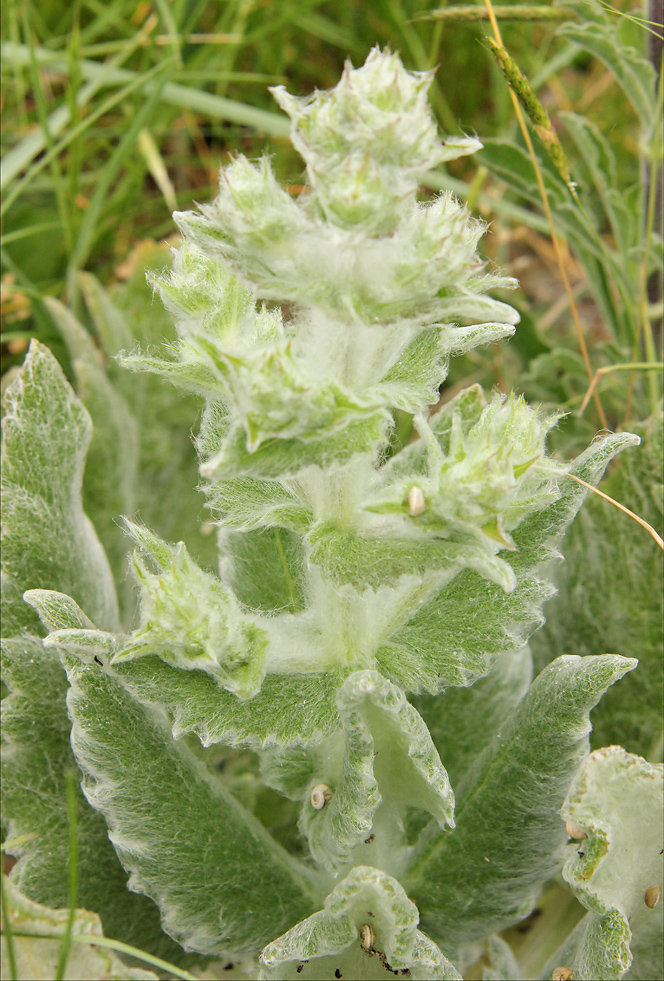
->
[2,48,662,981]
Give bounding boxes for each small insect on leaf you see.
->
[311,783,333,809]
[407,485,426,517]
[94,656,103,667]
[364,833,375,844]
[360,924,375,950]
[645,885,661,908]
[551,968,573,981]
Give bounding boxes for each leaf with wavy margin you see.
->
[259,865,462,980]
[538,746,663,981]
[58,645,321,957]
[406,655,636,959]
[1,340,118,636]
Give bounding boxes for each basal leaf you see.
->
[60,647,321,957]
[1,340,119,635]
[1,877,158,981]
[539,746,663,981]
[483,935,522,981]
[1,636,196,965]
[80,263,219,575]
[531,412,663,759]
[259,865,462,980]
[78,269,134,357]
[407,654,636,957]
[44,297,139,602]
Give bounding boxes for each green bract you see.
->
[2,46,661,981]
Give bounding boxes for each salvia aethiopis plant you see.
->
[2,48,662,981]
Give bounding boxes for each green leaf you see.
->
[44,297,139,600]
[204,476,312,533]
[80,261,219,575]
[1,340,119,635]
[0,636,194,965]
[406,654,636,956]
[373,431,639,693]
[1,876,158,981]
[531,412,663,759]
[200,407,391,481]
[59,647,321,957]
[379,383,487,485]
[148,239,260,347]
[378,325,453,413]
[220,526,307,614]
[259,865,462,980]
[378,323,514,412]
[478,138,632,339]
[176,162,517,329]
[558,110,636,253]
[35,588,344,750]
[22,588,94,631]
[558,7,657,134]
[307,522,517,594]
[478,137,567,209]
[413,646,533,791]
[78,270,134,357]
[114,656,345,750]
[482,935,521,981]
[540,746,663,981]
[263,671,454,876]
[322,392,564,597]
[116,350,224,399]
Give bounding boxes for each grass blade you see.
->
[0,871,18,981]
[54,771,79,981]
[0,42,291,136]
[1,60,167,219]
[21,4,72,251]
[66,74,169,294]
[1,16,158,191]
